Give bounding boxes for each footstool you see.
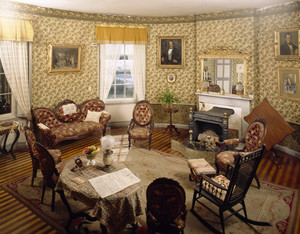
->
[187,158,216,183]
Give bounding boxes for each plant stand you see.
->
[164,108,180,135]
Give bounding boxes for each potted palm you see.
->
[158,87,180,110]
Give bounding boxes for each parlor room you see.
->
[0,0,299,233]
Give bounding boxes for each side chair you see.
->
[191,145,271,234]
[214,118,267,188]
[24,126,62,187]
[146,177,187,233]
[128,100,154,150]
[35,142,62,212]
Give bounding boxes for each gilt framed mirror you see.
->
[198,47,249,96]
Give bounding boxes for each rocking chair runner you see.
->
[190,145,271,234]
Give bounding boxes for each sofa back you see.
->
[54,99,81,123]
[32,98,106,126]
[78,98,105,122]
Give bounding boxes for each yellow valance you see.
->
[0,18,34,42]
[95,27,148,45]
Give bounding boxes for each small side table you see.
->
[164,107,180,135]
[0,121,20,159]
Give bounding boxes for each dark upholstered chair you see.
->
[146,177,187,234]
[128,100,154,150]
[35,142,61,211]
[215,118,267,188]
[24,126,62,187]
[191,146,270,234]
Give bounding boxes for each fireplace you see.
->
[188,107,234,143]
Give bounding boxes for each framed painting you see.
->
[274,27,300,60]
[278,67,300,101]
[49,44,81,72]
[166,73,176,83]
[158,36,184,69]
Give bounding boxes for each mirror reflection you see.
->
[199,48,249,96]
[203,58,244,94]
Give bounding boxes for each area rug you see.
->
[1,146,298,233]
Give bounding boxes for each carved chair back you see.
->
[132,100,153,127]
[244,118,267,152]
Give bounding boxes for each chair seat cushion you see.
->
[48,149,62,164]
[216,151,249,170]
[187,159,216,175]
[203,175,231,201]
[128,126,150,139]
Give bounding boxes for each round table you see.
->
[0,121,20,159]
[163,107,180,135]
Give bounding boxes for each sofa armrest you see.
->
[100,111,111,126]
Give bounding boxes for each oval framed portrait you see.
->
[167,73,176,83]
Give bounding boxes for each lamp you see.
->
[101,135,115,166]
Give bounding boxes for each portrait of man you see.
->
[280,31,299,55]
[159,37,184,68]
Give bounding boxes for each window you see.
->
[107,45,134,100]
[215,59,232,93]
[0,59,12,115]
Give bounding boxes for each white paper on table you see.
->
[89,168,140,198]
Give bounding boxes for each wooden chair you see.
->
[214,118,267,188]
[128,100,154,150]
[146,177,187,234]
[35,142,61,211]
[24,126,62,187]
[191,145,270,234]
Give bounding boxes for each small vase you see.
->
[103,149,114,166]
[86,153,96,166]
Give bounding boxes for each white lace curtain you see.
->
[99,44,123,101]
[0,41,31,120]
[127,44,145,101]
[99,44,145,101]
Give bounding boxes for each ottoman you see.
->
[187,158,216,183]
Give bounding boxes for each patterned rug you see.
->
[1,136,298,233]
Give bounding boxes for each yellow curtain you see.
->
[95,27,148,44]
[0,18,34,42]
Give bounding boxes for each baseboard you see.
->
[109,122,189,129]
[273,144,300,159]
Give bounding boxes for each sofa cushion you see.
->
[79,98,105,121]
[50,121,104,145]
[34,108,62,128]
[85,110,103,123]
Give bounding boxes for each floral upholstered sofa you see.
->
[32,98,111,147]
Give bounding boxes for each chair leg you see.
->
[128,135,131,149]
[219,209,225,234]
[31,167,37,187]
[254,173,260,189]
[41,184,46,204]
[149,137,152,150]
[215,162,220,175]
[241,200,248,219]
[191,190,197,210]
[51,188,55,212]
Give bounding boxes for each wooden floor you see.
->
[0,127,299,233]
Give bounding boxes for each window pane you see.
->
[126,85,134,98]
[0,74,11,94]
[116,71,125,84]
[0,94,11,114]
[126,72,133,84]
[125,59,133,68]
[107,86,114,99]
[116,85,124,98]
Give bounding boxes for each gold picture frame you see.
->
[158,36,184,69]
[49,44,81,72]
[166,73,176,83]
[274,27,300,60]
[278,67,300,101]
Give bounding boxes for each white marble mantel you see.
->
[195,92,253,138]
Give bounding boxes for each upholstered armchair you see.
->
[128,100,154,150]
[146,177,187,234]
[215,118,267,188]
[24,126,62,187]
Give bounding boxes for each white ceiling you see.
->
[10,0,295,17]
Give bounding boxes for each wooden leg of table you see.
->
[9,129,19,160]
[270,148,281,168]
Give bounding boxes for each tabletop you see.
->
[55,154,143,233]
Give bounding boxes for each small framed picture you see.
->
[274,27,300,60]
[278,67,300,101]
[158,36,184,69]
[49,44,81,72]
[166,73,176,83]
